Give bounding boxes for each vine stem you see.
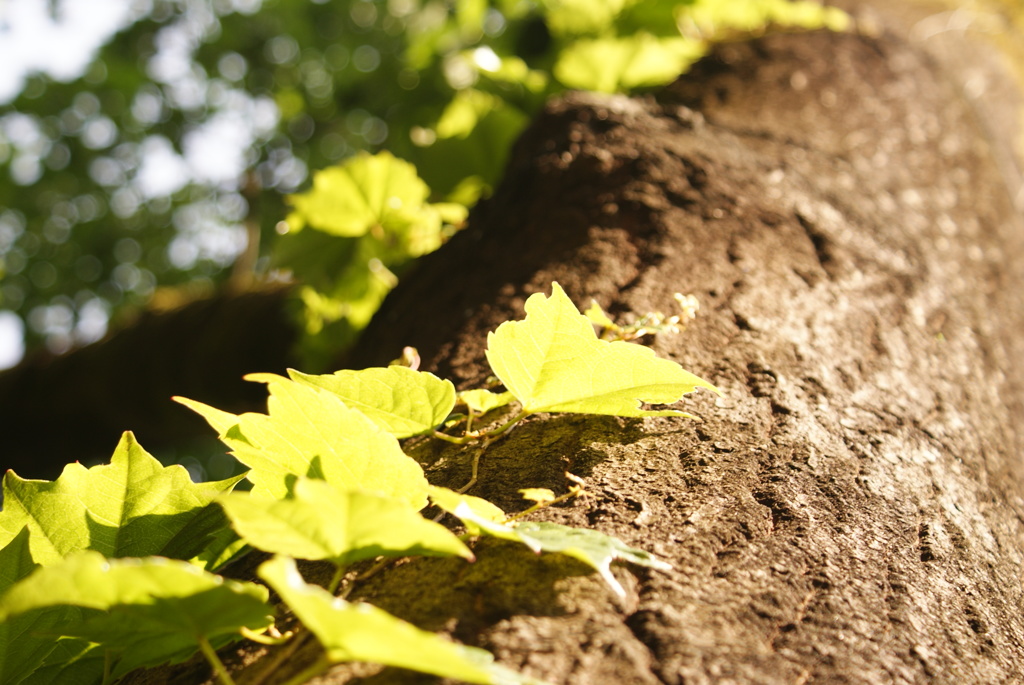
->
[327,564,346,595]
[198,635,237,685]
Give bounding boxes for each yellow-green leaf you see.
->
[0,552,272,680]
[0,432,244,566]
[554,33,704,93]
[485,283,718,417]
[259,556,546,684]
[288,366,456,438]
[220,478,472,565]
[174,375,428,508]
[286,151,432,237]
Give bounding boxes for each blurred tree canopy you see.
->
[0,0,850,366]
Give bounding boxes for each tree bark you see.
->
[94,6,1024,684]
[334,17,1024,685]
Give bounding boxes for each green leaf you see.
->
[286,151,433,237]
[429,486,513,539]
[485,283,718,417]
[220,478,472,565]
[0,552,273,679]
[554,33,704,93]
[175,375,429,508]
[0,432,245,566]
[458,388,514,415]
[0,528,75,685]
[431,488,670,598]
[514,521,671,597]
[259,556,546,684]
[288,366,456,438]
[539,0,636,37]
[679,0,850,40]
[18,640,104,685]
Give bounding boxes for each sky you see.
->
[1,0,141,368]
[0,0,283,369]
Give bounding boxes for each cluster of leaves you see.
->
[0,282,716,684]
[277,0,849,366]
[0,0,846,360]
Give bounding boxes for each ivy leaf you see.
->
[431,488,669,597]
[220,478,472,565]
[554,33,704,93]
[286,151,435,237]
[17,640,105,685]
[0,432,245,566]
[175,375,429,508]
[485,283,718,417]
[0,527,72,685]
[513,522,671,598]
[458,388,514,415]
[259,556,547,684]
[0,551,273,680]
[428,487,516,540]
[288,366,456,438]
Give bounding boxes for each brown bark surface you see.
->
[122,10,1024,685]
[340,21,1024,685]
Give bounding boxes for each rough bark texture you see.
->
[124,8,1024,685]
[346,20,1024,685]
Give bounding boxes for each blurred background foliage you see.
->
[0,0,852,370]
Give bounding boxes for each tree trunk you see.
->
[116,6,1024,684]
[335,17,1024,685]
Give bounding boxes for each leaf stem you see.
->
[327,564,346,595]
[432,430,470,445]
[480,410,528,439]
[198,635,237,685]
[240,625,293,646]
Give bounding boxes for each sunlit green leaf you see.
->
[428,486,514,540]
[289,366,456,438]
[485,283,718,417]
[679,0,849,40]
[0,432,244,566]
[175,375,429,507]
[0,552,273,679]
[433,488,669,597]
[458,388,515,415]
[286,151,432,237]
[0,527,73,685]
[539,0,636,36]
[554,33,704,93]
[259,556,546,684]
[220,478,472,565]
[514,521,671,597]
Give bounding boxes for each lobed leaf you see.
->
[514,521,671,598]
[485,283,718,417]
[286,151,433,237]
[432,488,670,597]
[259,556,547,684]
[175,374,429,508]
[0,528,76,685]
[0,432,244,566]
[554,33,704,93]
[458,388,515,415]
[220,478,472,565]
[288,366,456,438]
[0,551,273,680]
